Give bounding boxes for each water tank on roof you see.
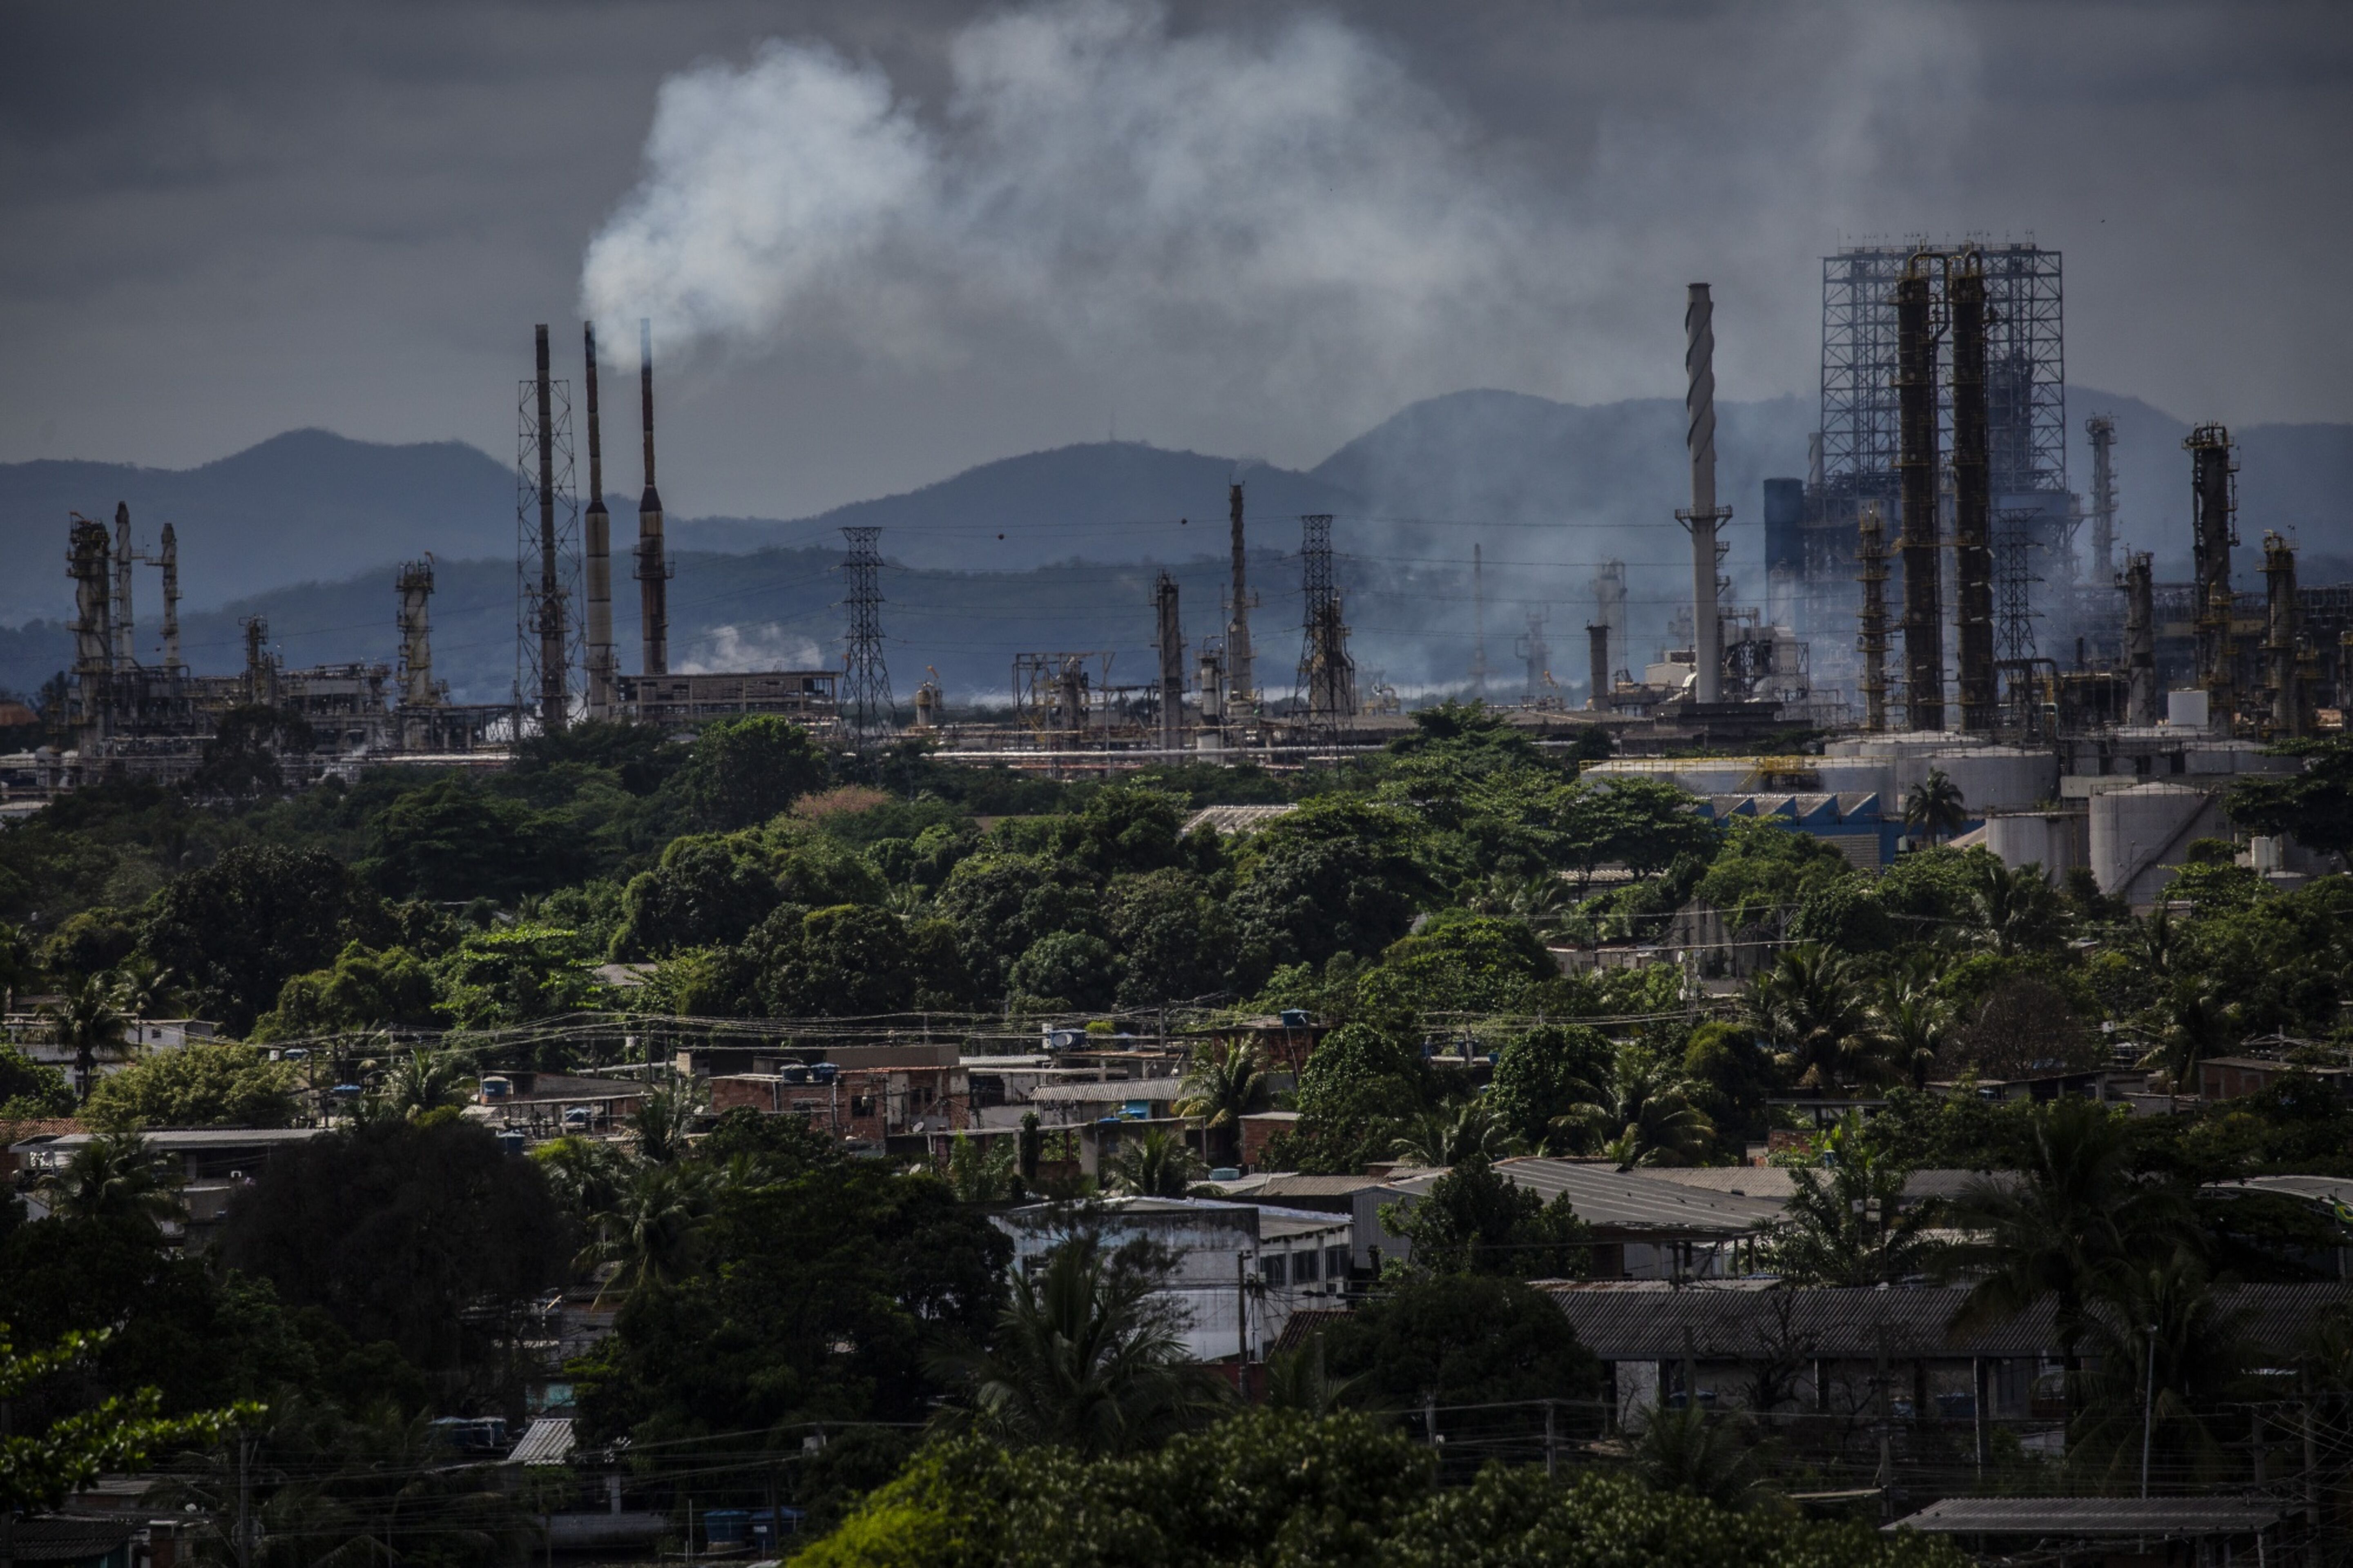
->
[810,1063,839,1085]
[480,1076,511,1100]
[779,1065,813,1085]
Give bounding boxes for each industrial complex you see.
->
[7,242,2339,897]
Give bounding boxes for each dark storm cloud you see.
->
[0,0,2345,521]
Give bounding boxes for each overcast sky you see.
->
[2,0,2346,520]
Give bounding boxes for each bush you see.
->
[83,1042,300,1131]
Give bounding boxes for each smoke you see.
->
[675,622,826,674]
[580,0,1575,416]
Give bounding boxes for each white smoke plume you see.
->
[580,0,1579,415]
[674,623,826,675]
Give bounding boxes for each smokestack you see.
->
[582,323,616,720]
[2186,423,2237,732]
[1950,253,1996,734]
[1586,624,1609,712]
[1857,501,1889,734]
[243,616,277,707]
[1225,482,1254,718]
[397,558,437,709]
[1895,256,1945,730]
[1677,283,1726,704]
[1154,571,1185,752]
[158,522,181,675]
[2122,551,2157,725]
[2086,415,2119,583]
[113,502,135,670]
[2264,531,2299,738]
[636,318,670,678]
[533,326,568,734]
[1595,560,1627,685]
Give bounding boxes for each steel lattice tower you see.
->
[840,526,894,743]
[515,326,581,737]
[1294,514,1354,743]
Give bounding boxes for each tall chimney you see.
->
[1857,500,1889,734]
[2122,551,2157,725]
[1224,482,1254,719]
[582,323,616,720]
[1950,253,1996,734]
[1469,543,1488,700]
[1154,571,1185,752]
[1677,284,1727,704]
[158,522,181,675]
[636,319,670,678]
[1595,560,1627,684]
[1586,624,1610,712]
[113,502,136,669]
[1895,255,1946,730]
[2186,424,2237,732]
[2264,531,2299,738]
[534,326,568,734]
[2085,415,2119,584]
[397,558,437,708]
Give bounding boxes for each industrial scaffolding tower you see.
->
[515,325,582,738]
[840,526,894,745]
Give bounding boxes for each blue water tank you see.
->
[702,1510,751,1547]
[810,1063,839,1085]
[1279,1008,1310,1028]
[497,1132,527,1156]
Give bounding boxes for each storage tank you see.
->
[2090,783,2223,904]
[1985,810,2087,877]
[1918,746,2059,816]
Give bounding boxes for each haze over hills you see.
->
[3,389,2349,708]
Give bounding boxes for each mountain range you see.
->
[2,388,2348,707]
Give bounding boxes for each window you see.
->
[1292,1249,1320,1283]
[850,1095,877,1117]
[1259,1254,1288,1288]
[1326,1245,1351,1282]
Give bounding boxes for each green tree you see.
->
[376,1048,472,1120]
[2065,1249,2257,1491]
[1967,857,2065,956]
[1627,1404,1767,1511]
[1226,800,1434,978]
[1680,1022,1777,1146]
[607,833,785,959]
[1488,1024,1613,1147]
[1945,1096,2195,1403]
[1390,1099,1525,1169]
[185,704,314,802]
[627,1079,704,1163]
[362,776,575,903]
[1560,777,1721,881]
[1007,930,1119,1012]
[1325,1269,1597,1412]
[82,1044,301,1132]
[255,943,443,1039]
[578,1160,715,1307]
[36,1131,184,1225]
[0,1323,256,1512]
[1382,1155,1590,1278]
[138,847,391,1034]
[674,715,830,831]
[2226,735,2353,860]
[38,971,127,1100]
[1173,1040,1272,1167]
[935,1238,1219,1457]
[1746,943,1878,1090]
[0,1042,73,1118]
[431,923,601,1027]
[1553,1044,1715,1166]
[1903,768,1969,844]
[1103,868,1231,1006]
[1762,1115,1940,1286]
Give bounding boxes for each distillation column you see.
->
[2085,415,2118,584]
[68,514,114,749]
[1676,284,1728,703]
[1895,256,1945,730]
[112,502,135,671]
[1857,501,1889,734]
[397,560,437,709]
[582,323,616,720]
[2122,552,2157,726]
[1950,254,1996,734]
[1154,571,1185,752]
[158,523,181,674]
[2264,532,2301,739]
[636,319,671,679]
[1225,482,1255,723]
[2186,424,2237,734]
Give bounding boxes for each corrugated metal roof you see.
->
[1889,1497,2283,1536]
[2206,1174,2353,1206]
[1389,1158,1784,1235]
[507,1416,576,1467]
[1547,1282,2353,1361]
[1641,1167,2005,1203]
[1257,1174,1387,1198]
[1026,1082,1183,1103]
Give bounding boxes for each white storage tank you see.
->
[1921,747,2060,817]
[1985,810,2087,877]
[2090,783,2225,905]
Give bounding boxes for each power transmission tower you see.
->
[839,527,893,745]
[1294,514,1354,747]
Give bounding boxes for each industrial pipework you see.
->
[1894,254,1945,731]
[1675,283,1729,704]
[1949,253,1996,734]
[636,318,671,679]
[582,322,616,720]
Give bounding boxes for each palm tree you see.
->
[1762,1115,1940,1286]
[1903,768,1969,845]
[1629,1403,1765,1510]
[1173,1039,1271,1168]
[1263,1331,1360,1416]
[39,1130,184,1226]
[1107,1126,1199,1198]
[1553,1045,1714,1167]
[1466,872,1577,938]
[933,1239,1219,1456]
[1746,944,1877,1091]
[580,1161,715,1306]
[1968,857,2063,956]
[380,1048,472,1119]
[1391,1097,1524,1168]
[2134,904,2184,982]
[2145,978,2240,1092]
[1944,1096,2195,1406]
[1869,976,1955,1090]
[108,955,180,1021]
[2066,1249,2257,1492]
[629,1078,706,1162]
[41,972,128,1101]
